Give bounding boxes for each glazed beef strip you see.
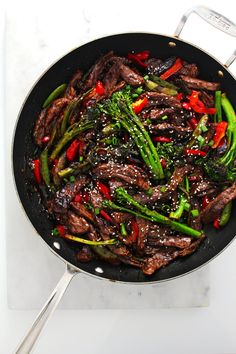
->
[93,163,150,191]
[180,75,220,91]
[201,183,236,223]
[149,123,192,138]
[50,176,89,214]
[142,249,179,275]
[144,92,182,109]
[83,51,114,90]
[34,97,69,146]
[134,164,194,204]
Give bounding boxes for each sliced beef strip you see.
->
[142,249,179,275]
[200,90,215,108]
[179,235,205,257]
[119,63,144,86]
[144,92,182,109]
[190,181,217,197]
[110,212,132,224]
[189,197,202,231]
[70,201,95,223]
[147,57,176,76]
[83,51,114,90]
[149,123,192,138]
[147,235,192,249]
[51,176,89,214]
[178,63,199,78]
[89,188,104,209]
[108,179,127,197]
[44,98,69,135]
[180,75,220,91]
[33,98,69,146]
[149,107,176,120]
[65,69,83,99]
[76,246,94,262]
[201,183,236,223]
[103,62,121,96]
[96,218,142,268]
[136,218,151,254]
[93,163,150,191]
[134,164,194,204]
[33,108,47,146]
[67,211,90,234]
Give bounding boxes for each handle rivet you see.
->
[168,41,176,47]
[53,241,61,250]
[218,70,224,77]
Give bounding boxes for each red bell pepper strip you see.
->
[57,225,66,236]
[160,158,167,168]
[83,191,89,203]
[132,97,149,114]
[100,210,113,223]
[134,51,150,61]
[153,136,172,143]
[42,136,50,144]
[212,121,228,148]
[128,51,149,68]
[160,58,183,80]
[213,218,220,229]
[97,181,111,200]
[130,219,139,242]
[187,90,216,115]
[189,117,198,129]
[66,139,80,161]
[182,102,192,110]
[202,196,210,210]
[95,81,105,96]
[33,159,41,184]
[184,148,207,157]
[74,192,83,203]
[177,93,183,101]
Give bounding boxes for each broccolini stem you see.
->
[114,188,202,238]
[220,94,236,166]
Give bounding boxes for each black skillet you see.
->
[13,6,236,353]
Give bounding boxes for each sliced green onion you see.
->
[94,207,100,215]
[160,186,166,192]
[197,135,205,147]
[201,125,208,133]
[208,140,214,147]
[191,209,199,217]
[161,115,168,120]
[120,223,127,236]
[69,175,76,182]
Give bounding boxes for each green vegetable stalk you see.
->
[220,94,236,166]
[103,188,202,238]
[42,83,67,108]
[219,201,232,226]
[188,114,208,147]
[62,234,116,245]
[101,90,164,179]
[169,194,189,219]
[40,148,50,187]
[50,121,93,160]
[214,90,222,122]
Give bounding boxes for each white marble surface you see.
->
[1,0,236,353]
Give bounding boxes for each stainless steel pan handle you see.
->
[15,264,78,354]
[174,6,236,68]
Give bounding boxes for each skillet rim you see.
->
[12,31,236,284]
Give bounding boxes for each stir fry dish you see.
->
[31,50,236,275]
